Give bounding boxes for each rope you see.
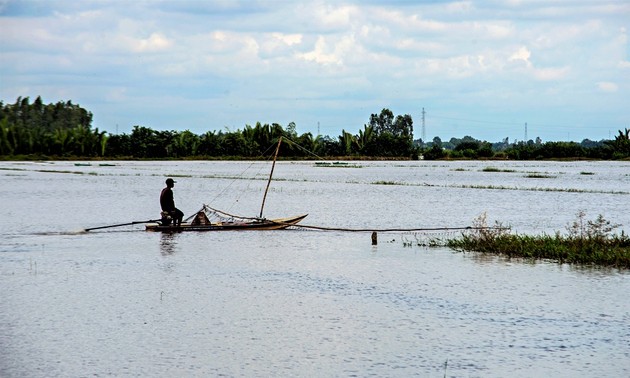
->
[286,223,509,233]
[200,138,284,216]
[203,204,263,221]
[281,136,327,160]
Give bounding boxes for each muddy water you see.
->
[1,160,629,377]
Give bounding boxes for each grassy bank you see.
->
[446,212,630,269]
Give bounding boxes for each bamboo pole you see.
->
[259,137,282,219]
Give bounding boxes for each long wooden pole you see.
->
[84,219,160,232]
[259,137,282,219]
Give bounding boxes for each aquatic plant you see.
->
[447,212,630,268]
[525,173,556,178]
[314,161,362,168]
[481,167,515,173]
[373,180,402,185]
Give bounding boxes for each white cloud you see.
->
[272,33,302,46]
[597,81,618,92]
[509,46,532,67]
[445,1,473,13]
[314,4,355,28]
[0,0,627,141]
[132,32,173,53]
[533,67,570,81]
[298,35,344,65]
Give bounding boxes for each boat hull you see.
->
[145,214,307,232]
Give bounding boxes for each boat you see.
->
[145,137,307,232]
[145,213,307,232]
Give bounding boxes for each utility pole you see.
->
[524,122,527,142]
[317,121,320,136]
[421,107,426,143]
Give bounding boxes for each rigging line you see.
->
[281,136,327,160]
[287,223,509,233]
[204,205,263,221]
[279,136,444,221]
[202,138,285,215]
[203,139,279,211]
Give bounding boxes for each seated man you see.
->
[160,178,184,226]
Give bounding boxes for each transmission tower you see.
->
[524,122,528,142]
[421,107,426,143]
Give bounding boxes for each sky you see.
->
[1,0,628,143]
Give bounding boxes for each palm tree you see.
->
[356,125,375,154]
[339,130,356,156]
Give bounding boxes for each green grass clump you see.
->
[447,212,630,268]
[314,162,362,168]
[525,173,556,178]
[372,180,401,185]
[481,167,515,173]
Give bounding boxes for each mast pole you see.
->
[259,136,282,218]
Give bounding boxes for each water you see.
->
[1,160,629,377]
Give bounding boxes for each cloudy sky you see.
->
[1,0,628,142]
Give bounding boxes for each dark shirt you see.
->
[160,187,175,211]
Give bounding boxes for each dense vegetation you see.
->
[1,96,629,160]
[446,212,630,269]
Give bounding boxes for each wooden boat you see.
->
[145,213,307,232]
[145,137,307,232]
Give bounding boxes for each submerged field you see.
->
[1,160,629,377]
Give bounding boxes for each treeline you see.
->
[0,97,415,159]
[0,97,105,157]
[424,132,630,160]
[106,109,415,159]
[1,96,629,160]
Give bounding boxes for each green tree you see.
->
[424,144,446,160]
[338,130,356,156]
[197,131,221,157]
[604,128,630,159]
[172,130,200,157]
[369,108,394,136]
[355,124,376,155]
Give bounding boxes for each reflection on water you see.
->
[0,160,629,377]
[159,232,178,256]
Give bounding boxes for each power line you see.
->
[431,114,521,127]
[430,114,615,130]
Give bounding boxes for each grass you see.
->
[445,212,630,269]
[525,173,556,178]
[481,166,516,173]
[314,161,362,168]
[373,180,401,185]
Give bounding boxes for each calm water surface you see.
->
[1,160,629,377]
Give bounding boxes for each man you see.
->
[160,178,184,226]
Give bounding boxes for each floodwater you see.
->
[1,160,629,377]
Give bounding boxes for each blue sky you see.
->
[1,0,628,142]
